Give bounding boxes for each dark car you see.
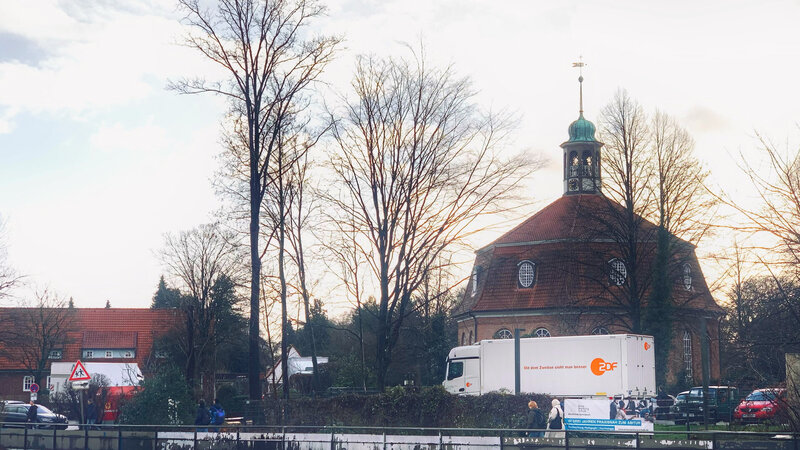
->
[669,391,690,422]
[673,386,739,424]
[733,388,787,424]
[0,402,68,429]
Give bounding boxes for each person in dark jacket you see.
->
[26,401,38,427]
[194,400,210,431]
[525,401,546,437]
[609,398,618,420]
[86,398,98,426]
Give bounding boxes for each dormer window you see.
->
[608,258,627,286]
[682,264,693,291]
[470,268,479,297]
[517,260,536,288]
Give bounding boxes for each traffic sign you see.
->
[30,383,39,393]
[68,360,91,382]
[30,393,37,401]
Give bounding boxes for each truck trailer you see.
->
[443,334,655,397]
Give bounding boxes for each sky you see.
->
[1,0,799,309]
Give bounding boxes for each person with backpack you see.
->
[544,398,564,438]
[209,398,225,431]
[525,400,546,437]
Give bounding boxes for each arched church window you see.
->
[533,327,551,338]
[517,260,536,288]
[494,328,513,339]
[683,330,693,380]
[608,258,627,286]
[468,330,474,344]
[581,151,593,176]
[682,264,693,291]
[461,332,466,345]
[591,326,610,335]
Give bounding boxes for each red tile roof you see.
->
[82,331,138,349]
[0,308,179,372]
[455,194,722,317]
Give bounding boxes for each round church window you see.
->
[608,258,627,286]
[518,260,536,288]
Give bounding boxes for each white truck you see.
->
[443,334,655,397]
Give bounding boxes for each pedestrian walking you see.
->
[194,400,211,432]
[525,400,546,437]
[86,398,98,427]
[544,399,564,438]
[26,400,38,428]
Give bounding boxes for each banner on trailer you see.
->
[564,398,654,432]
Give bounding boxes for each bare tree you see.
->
[327,52,541,388]
[0,216,21,301]
[159,223,244,395]
[584,90,716,387]
[172,0,340,399]
[0,290,75,385]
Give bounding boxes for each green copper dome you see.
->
[567,113,596,142]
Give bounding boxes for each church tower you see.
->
[561,74,603,195]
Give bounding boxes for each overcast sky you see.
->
[1,0,798,309]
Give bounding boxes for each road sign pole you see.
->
[80,390,85,426]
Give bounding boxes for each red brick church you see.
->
[453,82,723,389]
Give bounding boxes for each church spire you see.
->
[561,59,603,196]
[573,57,585,115]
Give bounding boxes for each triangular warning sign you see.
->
[68,360,91,381]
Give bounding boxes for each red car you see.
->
[733,388,786,423]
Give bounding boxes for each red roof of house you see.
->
[456,194,722,317]
[0,308,178,372]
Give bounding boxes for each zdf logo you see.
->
[590,358,618,376]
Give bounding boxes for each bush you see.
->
[119,364,194,425]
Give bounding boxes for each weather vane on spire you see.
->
[572,56,586,115]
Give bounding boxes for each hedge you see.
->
[261,386,553,429]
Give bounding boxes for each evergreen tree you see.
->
[68,297,75,308]
[151,276,180,309]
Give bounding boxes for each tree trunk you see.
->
[248,165,262,401]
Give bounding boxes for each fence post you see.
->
[236,426,241,450]
[194,428,198,449]
[53,425,57,450]
[383,429,387,450]
[712,431,717,450]
[564,430,569,450]
[330,426,336,450]
[84,424,89,450]
[438,430,443,450]
[281,425,286,450]
[499,430,504,450]
[118,425,122,450]
[23,425,28,450]
[153,429,157,450]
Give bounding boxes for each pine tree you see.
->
[151,276,180,309]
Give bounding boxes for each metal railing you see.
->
[0,422,798,450]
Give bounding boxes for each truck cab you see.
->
[443,345,480,395]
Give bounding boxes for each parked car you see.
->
[673,386,739,424]
[733,388,787,424]
[0,401,68,429]
[669,391,690,423]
